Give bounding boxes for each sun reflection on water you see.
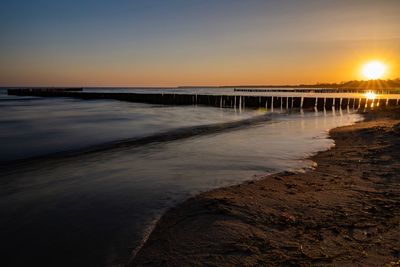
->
[365,91,377,100]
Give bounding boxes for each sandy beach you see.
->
[130,107,400,267]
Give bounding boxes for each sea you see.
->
[0,88,362,266]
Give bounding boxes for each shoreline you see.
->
[129,107,400,266]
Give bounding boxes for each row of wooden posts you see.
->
[7,89,400,111]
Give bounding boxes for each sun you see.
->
[362,61,386,80]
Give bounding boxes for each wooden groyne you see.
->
[7,89,400,110]
[6,87,83,92]
[234,87,399,94]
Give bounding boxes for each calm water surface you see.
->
[0,91,362,266]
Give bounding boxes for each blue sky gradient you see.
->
[1,0,399,86]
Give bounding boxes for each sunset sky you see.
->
[1,0,399,87]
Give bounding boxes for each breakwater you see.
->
[7,88,400,110]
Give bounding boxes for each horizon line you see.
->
[1,78,399,89]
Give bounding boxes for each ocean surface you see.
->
[0,89,362,266]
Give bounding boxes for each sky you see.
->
[0,0,399,86]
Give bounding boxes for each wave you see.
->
[0,113,274,169]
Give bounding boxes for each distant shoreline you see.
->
[1,78,400,90]
[130,107,400,266]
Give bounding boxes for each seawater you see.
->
[0,92,258,161]
[0,91,362,266]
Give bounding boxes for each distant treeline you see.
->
[219,78,400,89]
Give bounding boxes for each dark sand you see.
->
[130,107,400,267]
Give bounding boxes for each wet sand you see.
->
[130,107,400,267]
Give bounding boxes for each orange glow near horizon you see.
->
[1,49,399,87]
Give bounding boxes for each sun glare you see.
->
[365,91,377,100]
[362,61,386,80]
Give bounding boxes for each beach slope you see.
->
[131,107,400,267]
